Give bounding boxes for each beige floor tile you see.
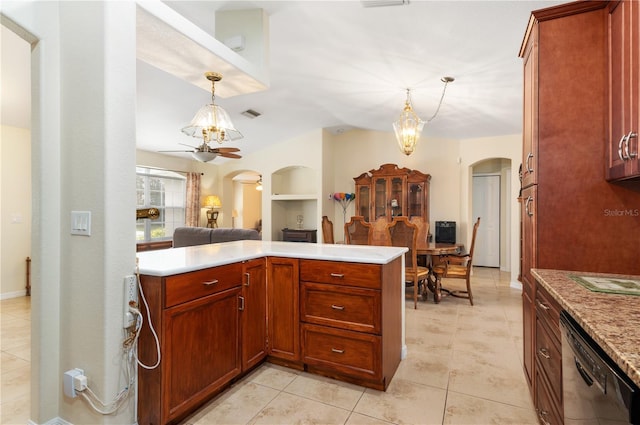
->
[345,412,396,425]
[443,391,538,424]
[393,348,451,390]
[0,396,31,425]
[246,363,301,390]
[187,381,279,425]
[354,379,446,425]
[249,392,351,425]
[0,362,30,404]
[283,372,365,411]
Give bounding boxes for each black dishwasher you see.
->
[560,311,640,424]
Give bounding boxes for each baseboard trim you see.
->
[0,290,28,300]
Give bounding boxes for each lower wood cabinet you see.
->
[138,262,244,425]
[299,258,401,390]
[534,282,562,425]
[241,258,268,371]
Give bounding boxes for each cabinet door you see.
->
[267,257,300,362]
[242,258,267,371]
[373,177,388,220]
[356,185,370,221]
[523,289,535,391]
[521,185,537,291]
[607,0,640,180]
[163,287,241,422]
[522,23,538,188]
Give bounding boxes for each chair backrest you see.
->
[385,217,418,269]
[344,216,373,245]
[321,216,334,244]
[467,217,481,265]
[371,216,391,246]
[409,216,430,249]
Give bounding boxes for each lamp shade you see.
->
[202,195,222,209]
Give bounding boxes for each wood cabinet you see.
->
[299,258,401,390]
[517,2,640,421]
[354,163,431,244]
[282,228,317,243]
[241,258,268,371]
[534,283,562,425]
[607,0,640,181]
[137,262,243,425]
[266,256,301,366]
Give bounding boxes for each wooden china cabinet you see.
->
[354,164,431,244]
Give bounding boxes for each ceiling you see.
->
[3,1,566,163]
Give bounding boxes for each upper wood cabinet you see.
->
[607,0,640,181]
[354,163,431,226]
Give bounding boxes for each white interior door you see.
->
[472,175,500,267]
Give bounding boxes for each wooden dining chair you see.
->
[321,216,334,244]
[344,216,373,245]
[386,217,429,309]
[431,217,480,305]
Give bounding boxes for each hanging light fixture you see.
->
[393,76,454,156]
[181,72,243,144]
[255,175,263,191]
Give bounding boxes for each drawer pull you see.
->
[537,409,551,425]
[244,272,250,287]
[331,304,345,311]
[538,348,550,360]
[239,296,245,311]
[330,273,345,278]
[331,348,344,354]
[203,279,219,286]
[536,299,550,311]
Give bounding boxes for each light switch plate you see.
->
[71,211,91,236]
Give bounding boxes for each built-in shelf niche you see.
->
[270,166,318,241]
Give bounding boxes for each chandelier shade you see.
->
[392,77,454,156]
[181,72,243,144]
[393,89,425,156]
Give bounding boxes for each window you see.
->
[136,167,186,242]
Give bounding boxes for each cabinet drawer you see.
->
[300,259,381,289]
[301,323,381,381]
[535,284,560,337]
[535,319,562,406]
[301,282,381,334]
[535,368,563,425]
[165,263,243,307]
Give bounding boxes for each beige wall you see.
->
[1,125,32,298]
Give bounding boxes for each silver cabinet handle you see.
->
[536,299,550,311]
[537,409,551,425]
[331,348,344,354]
[526,152,534,173]
[624,131,638,159]
[203,279,219,286]
[244,272,250,287]
[239,296,245,311]
[538,347,550,360]
[330,273,345,278]
[525,196,534,217]
[618,133,629,160]
[331,304,345,311]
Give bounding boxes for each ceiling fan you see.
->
[160,142,242,162]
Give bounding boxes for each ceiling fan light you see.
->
[181,104,242,144]
[191,150,218,162]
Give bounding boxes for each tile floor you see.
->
[0,296,31,425]
[0,267,538,425]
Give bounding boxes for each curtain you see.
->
[185,172,201,227]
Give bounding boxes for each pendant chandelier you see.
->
[393,76,454,156]
[181,72,243,144]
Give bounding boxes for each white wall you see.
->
[1,125,31,298]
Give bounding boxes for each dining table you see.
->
[417,241,464,303]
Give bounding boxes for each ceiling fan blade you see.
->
[212,147,241,153]
[178,143,198,149]
[218,152,242,159]
[158,150,193,153]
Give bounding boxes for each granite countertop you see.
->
[137,239,407,276]
[532,268,640,387]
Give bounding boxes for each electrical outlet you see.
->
[123,275,138,328]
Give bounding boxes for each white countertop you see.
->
[137,240,408,276]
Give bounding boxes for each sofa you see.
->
[173,227,261,248]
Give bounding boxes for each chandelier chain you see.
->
[425,79,451,123]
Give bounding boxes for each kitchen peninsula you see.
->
[136,240,407,425]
